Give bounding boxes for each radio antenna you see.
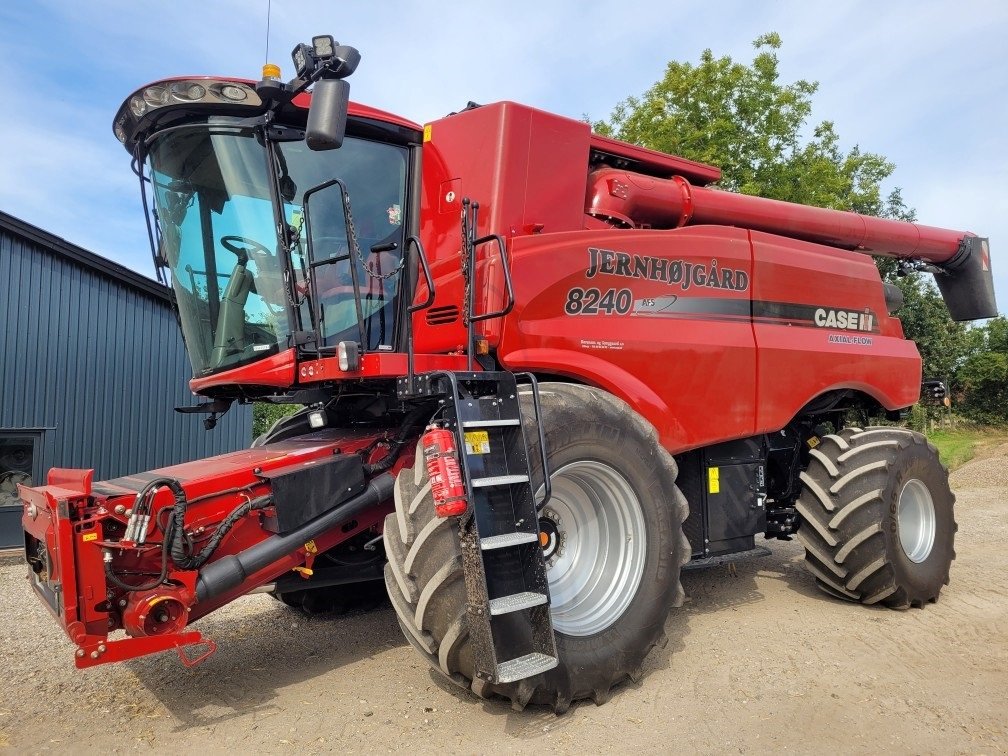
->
[264,0,272,62]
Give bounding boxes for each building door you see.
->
[0,432,42,549]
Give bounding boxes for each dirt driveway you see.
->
[2,445,1006,754]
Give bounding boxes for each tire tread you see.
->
[796,426,955,609]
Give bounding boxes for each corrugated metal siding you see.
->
[0,226,251,481]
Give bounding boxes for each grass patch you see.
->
[927,430,979,470]
[927,428,1008,470]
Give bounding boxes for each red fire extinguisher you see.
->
[422,425,468,517]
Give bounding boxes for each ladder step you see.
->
[480,532,540,551]
[496,652,559,684]
[488,591,548,616]
[471,474,529,488]
[461,419,521,428]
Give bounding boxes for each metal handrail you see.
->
[514,372,552,512]
[469,233,516,323]
[404,235,436,391]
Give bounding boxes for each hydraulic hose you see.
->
[195,473,395,602]
[172,494,273,570]
[105,477,187,592]
[363,404,434,476]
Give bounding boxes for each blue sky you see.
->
[1,1,1006,312]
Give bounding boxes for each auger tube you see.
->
[586,167,996,319]
[195,474,395,602]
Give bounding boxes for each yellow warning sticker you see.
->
[807,436,820,449]
[707,466,720,495]
[464,430,490,455]
[423,124,432,142]
[82,532,98,542]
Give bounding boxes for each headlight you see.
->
[219,84,248,102]
[114,79,264,150]
[171,82,206,101]
[129,96,147,117]
[337,341,360,372]
[143,85,170,107]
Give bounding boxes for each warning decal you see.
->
[708,466,720,495]
[464,430,490,455]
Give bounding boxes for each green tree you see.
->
[894,275,980,381]
[596,33,910,219]
[595,32,975,387]
[253,402,302,439]
[958,316,1008,423]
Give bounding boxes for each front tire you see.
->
[383,382,690,712]
[795,426,956,608]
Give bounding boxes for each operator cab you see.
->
[146,125,408,372]
[113,37,422,393]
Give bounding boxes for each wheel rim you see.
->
[537,460,646,637]
[897,478,936,563]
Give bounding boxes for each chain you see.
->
[460,200,472,326]
[286,211,307,307]
[341,187,405,281]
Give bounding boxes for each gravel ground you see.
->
[1,443,1007,754]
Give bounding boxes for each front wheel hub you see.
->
[538,460,647,637]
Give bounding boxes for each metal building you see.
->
[0,210,251,548]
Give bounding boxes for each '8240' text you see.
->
[565,287,634,315]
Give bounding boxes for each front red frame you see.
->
[21,431,405,668]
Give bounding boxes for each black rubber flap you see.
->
[259,454,366,534]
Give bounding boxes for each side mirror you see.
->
[306,78,350,150]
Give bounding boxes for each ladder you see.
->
[430,370,558,685]
[395,197,556,684]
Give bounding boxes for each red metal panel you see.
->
[498,227,756,453]
[588,133,721,185]
[189,348,296,393]
[295,352,470,384]
[749,230,922,432]
[414,102,592,353]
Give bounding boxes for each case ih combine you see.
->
[20,36,997,712]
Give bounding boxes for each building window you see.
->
[0,432,41,549]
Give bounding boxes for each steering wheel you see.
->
[219,235,286,315]
[220,235,274,267]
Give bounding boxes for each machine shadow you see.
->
[129,543,847,736]
[127,596,404,731]
[424,545,794,739]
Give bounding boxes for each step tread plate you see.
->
[488,591,548,616]
[496,652,559,683]
[471,474,529,488]
[461,419,521,428]
[480,532,540,550]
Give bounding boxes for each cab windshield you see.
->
[146,118,408,376]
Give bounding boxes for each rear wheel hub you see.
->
[897,477,936,563]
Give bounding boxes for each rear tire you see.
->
[271,581,388,615]
[795,426,956,608]
[383,382,690,712]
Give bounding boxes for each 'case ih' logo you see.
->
[585,247,749,292]
[814,308,875,332]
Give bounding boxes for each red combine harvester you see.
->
[20,36,996,711]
